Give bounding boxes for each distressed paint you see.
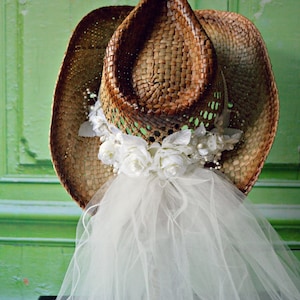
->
[239,0,300,164]
[0,244,74,299]
[0,200,79,299]
[0,0,6,178]
[253,0,273,19]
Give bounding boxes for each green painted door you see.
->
[0,0,299,298]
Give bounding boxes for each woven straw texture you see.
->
[50,0,278,209]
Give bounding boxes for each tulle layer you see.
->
[57,168,300,300]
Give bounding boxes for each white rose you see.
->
[118,145,152,177]
[154,148,188,179]
[98,139,119,165]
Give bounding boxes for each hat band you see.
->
[79,95,242,180]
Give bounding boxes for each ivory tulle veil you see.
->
[56,168,300,300]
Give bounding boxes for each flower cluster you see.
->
[79,99,242,179]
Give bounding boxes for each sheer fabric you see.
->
[56,168,300,300]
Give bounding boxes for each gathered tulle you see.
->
[56,168,300,300]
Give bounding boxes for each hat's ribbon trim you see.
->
[78,95,242,180]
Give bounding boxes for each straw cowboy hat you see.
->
[50,0,279,209]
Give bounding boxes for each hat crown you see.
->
[132,0,215,114]
[101,0,217,141]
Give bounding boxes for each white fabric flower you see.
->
[118,135,152,177]
[119,147,152,177]
[196,127,242,162]
[89,105,110,138]
[196,133,223,162]
[151,130,193,179]
[98,138,119,166]
[154,148,189,179]
[161,130,193,156]
[222,128,243,151]
[79,97,243,179]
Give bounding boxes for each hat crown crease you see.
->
[101,0,215,120]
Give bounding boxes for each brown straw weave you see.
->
[50,0,279,209]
